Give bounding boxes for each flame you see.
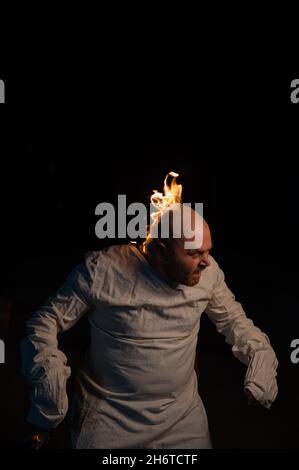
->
[142,171,182,252]
[151,171,182,209]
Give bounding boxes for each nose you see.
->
[199,253,210,267]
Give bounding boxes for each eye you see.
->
[187,250,211,258]
[188,250,201,257]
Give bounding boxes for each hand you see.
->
[244,388,271,410]
[22,425,50,449]
[245,388,262,408]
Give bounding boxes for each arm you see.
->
[20,251,99,429]
[205,258,278,409]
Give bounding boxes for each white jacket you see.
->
[20,244,278,448]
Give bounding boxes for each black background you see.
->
[0,78,298,449]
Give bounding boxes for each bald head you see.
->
[147,203,209,250]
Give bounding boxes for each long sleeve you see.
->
[204,258,278,409]
[20,251,98,429]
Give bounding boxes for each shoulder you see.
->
[84,244,134,272]
[84,245,141,301]
[206,254,220,275]
[204,255,225,288]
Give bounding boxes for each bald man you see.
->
[20,206,278,449]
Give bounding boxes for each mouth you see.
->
[193,270,201,278]
[193,267,205,278]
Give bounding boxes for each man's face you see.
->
[163,224,213,287]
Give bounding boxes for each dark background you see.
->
[0,104,298,448]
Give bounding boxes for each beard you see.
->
[184,270,201,286]
[165,263,203,287]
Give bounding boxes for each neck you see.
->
[138,244,170,283]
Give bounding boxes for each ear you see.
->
[157,241,167,257]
